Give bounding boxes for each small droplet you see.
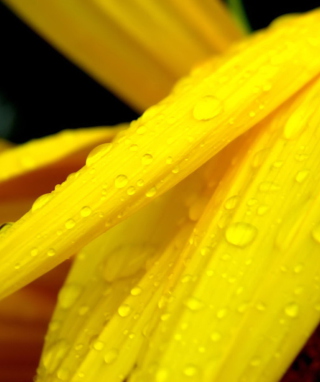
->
[114,175,128,189]
[183,365,199,377]
[58,284,82,309]
[129,144,138,151]
[65,219,75,229]
[137,125,146,135]
[283,112,306,139]
[104,349,119,364]
[200,246,211,256]
[137,179,145,187]
[211,332,221,342]
[86,143,113,166]
[32,193,52,212]
[30,247,39,257]
[272,160,284,168]
[224,195,239,210]
[225,222,257,248]
[142,154,153,165]
[259,181,280,192]
[184,297,204,311]
[80,206,92,217]
[145,187,157,198]
[216,308,227,319]
[56,367,70,381]
[193,96,223,121]
[311,223,320,243]
[295,170,309,183]
[166,156,173,164]
[92,341,105,351]
[257,205,269,216]
[130,287,142,296]
[118,304,131,317]
[284,302,299,318]
[47,248,56,257]
[127,186,136,195]
[155,368,169,382]
[250,358,261,367]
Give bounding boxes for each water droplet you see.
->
[130,287,142,296]
[161,313,171,321]
[127,186,136,195]
[211,332,221,342]
[283,112,307,139]
[166,156,173,164]
[200,246,211,256]
[137,179,145,187]
[295,170,309,183]
[257,205,269,216]
[80,206,92,217]
[256,302,266,311]
[259,181,280,192]
[30,247,39,257]
[104,349,119,364]
[293,264,304,274]
[183,365,199,377]
[193,96,223,121]
[216,308,227,319]
[250,358,261,367]
[92,340,105,351]
[78,305,89,316]
[311,223,320,243]
[65,219,75,229]
[32,193,52,212]
[56,367,70,381]
[129,144,138,151]
[142,154,153,165]
[118,304,131,317]
[42,340,69,374]
[225,222,257,247]
[145,187,157,198]
[114,175,128,189]
[284,302,299,317]
[224,195,239,210]
[155,368,169,382]
[47,248,56,257]
[58,284,82,309]
[184,297,204,311]
[272,160,284,168]
[86,143,112,166]
[252,149,269,168]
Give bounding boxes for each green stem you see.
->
[226,0,251,33]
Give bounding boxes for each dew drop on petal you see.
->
[224,195,239,210]
[211,332,221,342]
[80,206,92,217]
[225,222,257,247]
[118,304,131,317]
[92,341,105,351]
[311,223,320,243]
[127,186,136,196]
[258,181,280,192]
[114,175,128,189]
[155,368,169,382]
[104,349,119,365]
[295,170,309,183]
[184,297,205,311]
[130,287,142,296]
[146,187,157,198]
[86,143,113,166]
[193,96,223,121]
[47,248,56,257]
[32,193,53,212]
[183,364,199,377]
[142,153,153,165]
[284,302,299,317]
[58,284,82,309]
[65,219,75,229]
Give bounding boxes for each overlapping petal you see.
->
[3,0,243,111]
[1,10,320,300]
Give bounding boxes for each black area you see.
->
[242,0,320,30]
[0,2,139,143]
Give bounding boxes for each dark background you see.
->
[0,0,319,143]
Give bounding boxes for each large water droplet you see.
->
[146,187,157,198]
[104,349,119,364]
[32,193,53,212]
[225,222,257,247]
[193,96,223,121]
[184,297,204,311]
[142,153,153,165]
[80,206,92,217]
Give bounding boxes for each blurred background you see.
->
[0,0,319,143]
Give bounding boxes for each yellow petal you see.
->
[0,126,124,184]
[127,76,320,381]
[1,11,320,299]
[36,142,236,381]
[3,0,243,111]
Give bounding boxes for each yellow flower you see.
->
[1,1,320,381]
